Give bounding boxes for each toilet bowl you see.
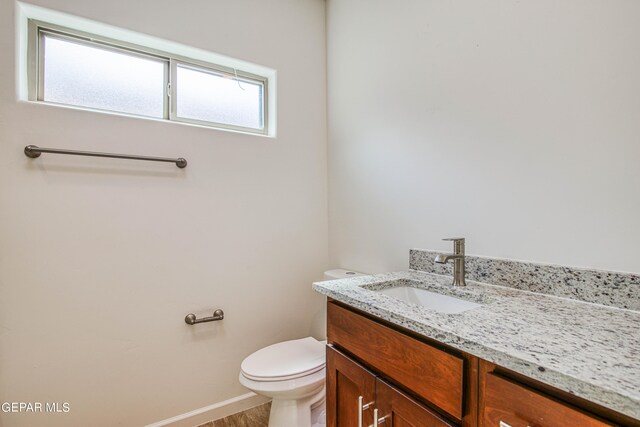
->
[239,337,326,427]
[239,269,365,427]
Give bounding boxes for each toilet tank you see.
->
[323,269,365,280]
[312,269,367,341]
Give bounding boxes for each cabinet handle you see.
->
[500,422,531,427]
[358,396,372,427]
[373,408,387,427]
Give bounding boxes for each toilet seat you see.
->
[241,337,326,382]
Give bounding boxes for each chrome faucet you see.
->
[434,238,466,286]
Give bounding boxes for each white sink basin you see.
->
[375,286,481,314]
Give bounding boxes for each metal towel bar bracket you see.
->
[185,309,224,325]
[24,145,187,168]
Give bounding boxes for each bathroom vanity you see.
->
[313,251,640,427]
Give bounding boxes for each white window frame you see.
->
[27,19,269,135]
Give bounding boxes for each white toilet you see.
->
[240,337,326,427]
[239,269,364,427]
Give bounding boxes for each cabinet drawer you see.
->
[327,302,464,419]
[482,373,615,427]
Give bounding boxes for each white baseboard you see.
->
[144,392,271,427]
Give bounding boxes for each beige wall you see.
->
[327,0,640,274]
[0,0,328,426]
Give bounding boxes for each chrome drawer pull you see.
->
[373,408,386,427]
[358,396,372,427]
[500,421,530,427]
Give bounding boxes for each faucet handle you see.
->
[442,237,465,255]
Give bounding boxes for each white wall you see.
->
[327,0,640,274]
[0,0,328,426]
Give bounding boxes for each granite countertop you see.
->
[313,270,640,420]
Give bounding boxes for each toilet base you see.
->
[267,386,325,427]
[310,398,326,427]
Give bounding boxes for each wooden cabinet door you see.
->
[327,345,376,427]
[375,379,453,427]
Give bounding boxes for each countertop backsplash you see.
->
[410,249,640,311]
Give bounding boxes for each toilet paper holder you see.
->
[185,309,224,325]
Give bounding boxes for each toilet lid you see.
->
[241,337,326,381]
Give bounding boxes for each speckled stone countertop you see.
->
[313,270,640,420]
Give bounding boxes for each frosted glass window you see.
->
[176,65,264,130]
[30,21,270,135]
[42,35,165,118]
